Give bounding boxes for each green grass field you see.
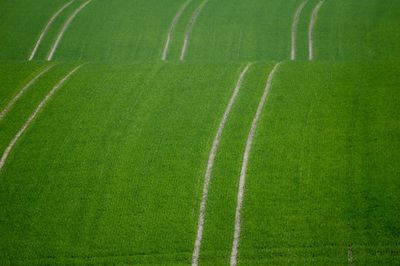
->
[0,0,399,265]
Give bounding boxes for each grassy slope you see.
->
[164,0,204,61]
[304,0,400,61]
[0,63,78,154]
[198,63,275,265]
[31,0,89,61]
[238,62,400,265]
[183,0,300,62]
[0,0,399,265]
[50,0,185,61]
[0,63,247,265]
[0,0,66,60]
[0,63,48,109]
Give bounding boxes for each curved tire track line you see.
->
[191,63,253,266]
[29,0,75,61]
[0,64,56,121]
[162,0,194,61]
[230,62,282,266]
[180,0,209,61]
[291,0,308,60]
[47,0,92,61]
[308,1,324,61]
[0,64,84,173]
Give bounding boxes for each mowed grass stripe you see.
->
[47,0,92,61]
[291,0,308,60]
[230,62,282,266]
[0,65,83,172]
[29,0,75,61]
[180,0,209,61]
[0,65,56,121]
[192,63,252,266]
[162,0,194,60]
[308,1,324,61]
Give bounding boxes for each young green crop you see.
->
[0,63,247,265]
[238,62,400,265]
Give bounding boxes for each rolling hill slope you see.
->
[0,0,399,265]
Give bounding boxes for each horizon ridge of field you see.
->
[0,0,399,265]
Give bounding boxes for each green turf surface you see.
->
[0,0,66,60]
[313,0,400,61]
[48,0,185,61]
[0,63,246,265]
[181,0,300,62]
[0,62,48,109]
[239,62,400,265]
[0,0,399,265]
[0,63,77,153]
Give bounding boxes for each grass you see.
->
[0,63,77,153]
[183,0,300,62]
[239,61,400,265]
[0,63,248,265]
[0,62,48,109]
[0,0,66,60]
[313,0,400,61]
[0,0,399,265]
[48,0,185,61]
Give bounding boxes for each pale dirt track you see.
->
[191,63,253,266]
[291,0,308,60]
[29,0,75,61]
[47,0,92,61]
[308,1,324,61]
[180,0,209,61]
[0,64,83,173]
[230,62,282,266]
[162,0,194,60]
[0,65,56,120]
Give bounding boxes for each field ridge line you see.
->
[230,62,283,266]
[291,0,308,60]
[47,0,92,61]
[180,0,209,61]
[308,1,324,61]
[162,0,194,61]
[29,0,75,61]
[0,65,56,121]
[0,64,84,173]
[191,63,253,266]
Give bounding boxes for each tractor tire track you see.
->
[47,0,92,61]
[230,62,282,266]
[308,1,324,61]
[180,0,209,61]
[191,63,253,266]
[162,0,194,60]
[0,65,84,173]
[29,0,75,61]
[0,65,56,120]
[291,0,308,60]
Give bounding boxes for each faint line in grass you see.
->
[348,244,353,265]
[230,62,283,266]
[162,0,194,61]
[180,0,209,61]
[29,0,75,61]
[191,63,253,266]
[308,1,324,61]
[0,64,56,120]
[291,0,308,60]
[47,0,92,61]
[0,64,84,173]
